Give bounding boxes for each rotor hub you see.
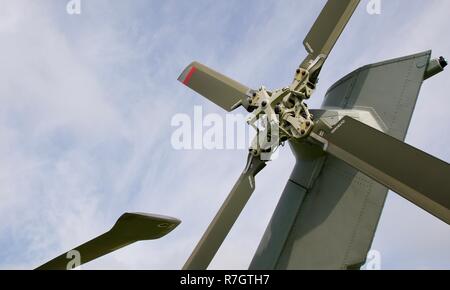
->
[245,85,315,159]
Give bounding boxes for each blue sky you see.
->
[0,0,449,269]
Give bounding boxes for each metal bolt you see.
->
[274,105,281,114]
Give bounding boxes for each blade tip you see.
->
[178,62,199,85]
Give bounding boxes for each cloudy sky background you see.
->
[0,0,449,269]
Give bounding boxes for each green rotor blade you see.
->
[183,154,266,270]
[36,213,181,270]
[178,61,250,112]
[311,116,450,224]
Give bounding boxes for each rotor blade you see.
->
[178,61,251,112]
[36,213,181,270]
[310,116,450,224]
[300,0,360,70]
[183,154,266,270]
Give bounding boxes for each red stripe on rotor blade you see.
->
[183,66,197,85]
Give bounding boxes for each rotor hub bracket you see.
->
[290,54,327,99]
